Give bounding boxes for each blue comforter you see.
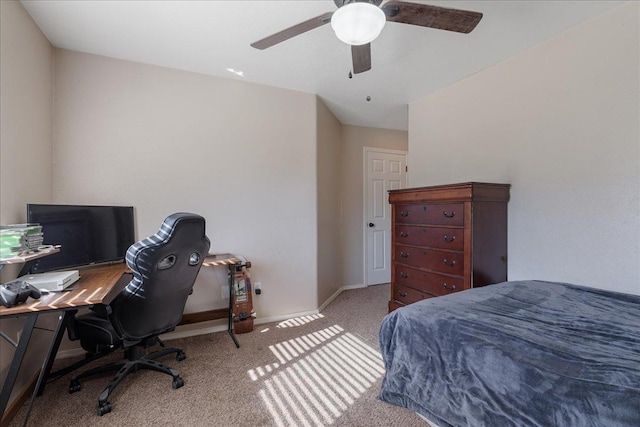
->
[378,281,640,427]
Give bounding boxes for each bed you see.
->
[378,280,640,427]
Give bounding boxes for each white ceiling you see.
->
[21,0,625,131]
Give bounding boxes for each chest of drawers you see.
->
[388,182,510,311]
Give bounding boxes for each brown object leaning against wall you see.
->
[388,182,510,311]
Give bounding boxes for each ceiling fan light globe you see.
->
[331,2,386,46]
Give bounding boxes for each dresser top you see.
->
[389,182,510,203]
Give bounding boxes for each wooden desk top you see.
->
[1,254,249,318]
[0,263,130,318]
[201,253,245,268]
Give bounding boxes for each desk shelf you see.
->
[0,247,60,269]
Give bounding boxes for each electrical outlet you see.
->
[221,285,229,299]
[254,282,262,295]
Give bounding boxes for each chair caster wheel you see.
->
[69,379,81,394]
[176,351,186,362]
[172,377,184,389]
[97,401,112,416]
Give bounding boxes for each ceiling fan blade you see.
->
[352,44,372,74]
[382,1,483,34]
[251,12,334,50]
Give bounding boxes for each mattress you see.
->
[378,280,640,427]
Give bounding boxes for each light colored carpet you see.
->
[10,284,423,426]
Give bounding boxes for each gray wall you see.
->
[52,49,321,319]
[0,0,54,407]
[408,3,639,294]
[316,100,343,305]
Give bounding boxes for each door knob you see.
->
[368,223,375,228]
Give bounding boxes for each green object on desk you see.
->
[0,225,43,258]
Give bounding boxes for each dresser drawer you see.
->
[395,244,464,276]
[393,283,433,306]
[395,203,464,226]
[395,225,464,251]
[395,265,464,297]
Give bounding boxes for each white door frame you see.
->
[363,147,408,286]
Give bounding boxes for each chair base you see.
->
[69,346,186,416]
[48,348,117,385]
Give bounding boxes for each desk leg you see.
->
[35,311,72,396]
[227,265,240,348]
[22,312,65,425]
[0,314,38,419]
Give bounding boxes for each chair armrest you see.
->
[90,303,112,318]
[66,309,79,341]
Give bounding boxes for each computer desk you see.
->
[0,263,130,423]
[1,254,251,423]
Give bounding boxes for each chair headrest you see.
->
[125,212,207,270]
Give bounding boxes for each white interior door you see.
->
[364,147,407,286]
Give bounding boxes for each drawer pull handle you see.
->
[400,272,409,279]
[442,258,456,267]
[398,291,408,298]
[443,283,457,290]
[400,252,409,258]
[400,211,409,217]
[443,211,456,218]
[443,235,456,243]
[400,231,409,238]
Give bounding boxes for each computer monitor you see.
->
[27,204,135,273]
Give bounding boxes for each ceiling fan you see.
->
[251,0,483,75]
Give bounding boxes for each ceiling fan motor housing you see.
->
[333,0,384,8]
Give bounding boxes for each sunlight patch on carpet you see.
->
[277,313,325,328]
[248,326,384,426]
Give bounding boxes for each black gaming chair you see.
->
[66,213,210,416]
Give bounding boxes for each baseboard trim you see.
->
[56,283,367,358]
[56,347,88,359]
[179,308,228,325]
[318,283,365,312]
[157,285,367,341]
[161,323,229,341]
